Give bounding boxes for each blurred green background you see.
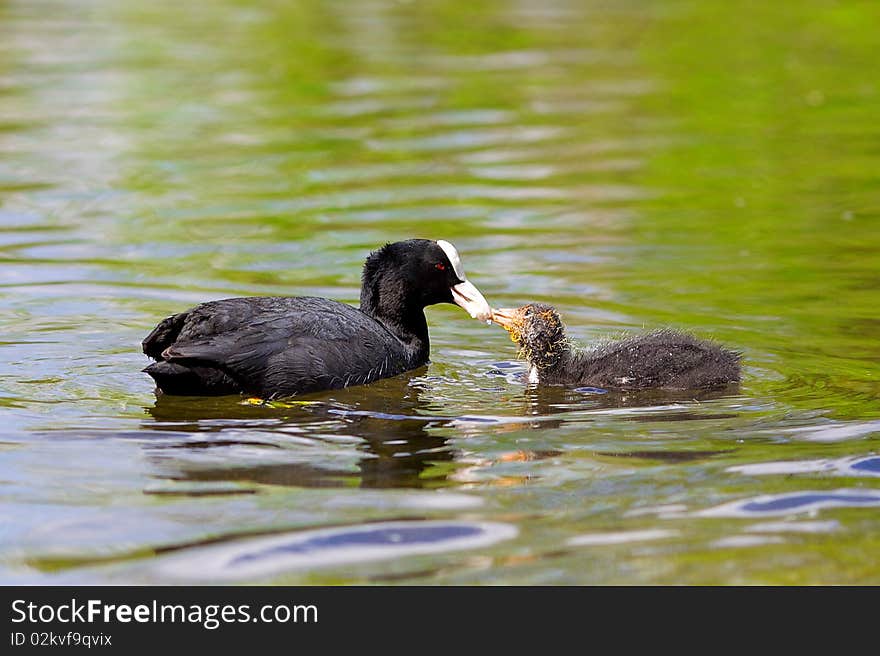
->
[1,0,878,584]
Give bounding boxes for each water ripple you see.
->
[782,420,880,443]
[160,520,517,580]
[727,455,880,478]
[698,489,880,518]
[567,529,677,547]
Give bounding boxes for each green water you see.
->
[1,0,879,584]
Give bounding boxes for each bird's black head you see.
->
[360,239,492,329]
[491,302,569,372]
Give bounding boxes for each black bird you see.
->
[491,303,741,390]
[142,239,492,398]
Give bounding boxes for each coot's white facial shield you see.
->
[437,240,492,322]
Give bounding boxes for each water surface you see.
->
[1,0,879,584]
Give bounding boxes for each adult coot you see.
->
[143,239,492,398]
[491,303,741,390]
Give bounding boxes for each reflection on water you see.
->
[144,375,459,490]
[2,0,880,584]
[521,383,743,416]
[141,371,746,493]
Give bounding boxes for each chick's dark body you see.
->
[544,329,741,390]
[494,303,741,391]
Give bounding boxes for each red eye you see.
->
[435,263,446,271]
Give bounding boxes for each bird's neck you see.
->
[361,289,430,364]
[528,345,574,383]
[383,309,430,364]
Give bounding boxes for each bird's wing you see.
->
[142,311,189,360]
[159,298,403,396]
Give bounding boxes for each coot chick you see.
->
[491,303,741,390]
[143,239,492,398]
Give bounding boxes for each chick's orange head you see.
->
[490,307,527,344]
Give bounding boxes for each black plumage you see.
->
[492,303,741,390]
[142,239,491,398]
